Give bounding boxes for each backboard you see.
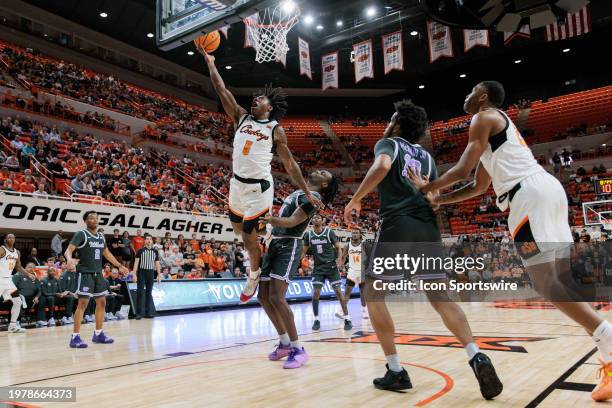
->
[583,199,612,228]
[156,0,274,50]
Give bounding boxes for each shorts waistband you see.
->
[498,182,522,205]
[233,174,268,184]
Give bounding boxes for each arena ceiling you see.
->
[22,0,612,116]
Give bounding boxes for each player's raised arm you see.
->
[436,163,492,205]
[263,208,309,229]
[199,51,246,124]
[421,111,492,194]
[275,126,323,208]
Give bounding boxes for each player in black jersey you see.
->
[65,211,128,349]
[258,169,339,369]
[344,100,502,399]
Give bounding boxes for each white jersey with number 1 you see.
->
[0,245,18,298]
[232,114,278,180]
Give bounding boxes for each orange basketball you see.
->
[194,31,221,53]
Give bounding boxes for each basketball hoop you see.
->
[244,2,300,63]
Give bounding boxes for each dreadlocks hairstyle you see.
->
[321,174,341,208]
[394,99,428,144]
[255,84,288,121]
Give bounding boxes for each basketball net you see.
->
[245,4,300,63]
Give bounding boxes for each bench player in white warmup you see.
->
[0,233,27,333]
[197,48,322,303]
[414,80,612,402]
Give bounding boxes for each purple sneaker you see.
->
[283,347,309,369]
[268,343,292,361]
[69,335,88,348]
[92,331,114,344]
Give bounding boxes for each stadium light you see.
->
[304,15,314,25]
[280,0,296,14]
[418,85,425,89]
[514,59,522,64]
[410,30,418,36]
[366,7,376,17]
[316,24,324,31]
[225,65,232,70]
[563,48,570,53]
[459,74,467,78]
[147,33,154,38]
[99,12,108,18]
[187,51,194,56]
[336,20,343,27]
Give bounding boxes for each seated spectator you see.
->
[106,269,125,320]
[12,263,41,322]
[38,267,61,327]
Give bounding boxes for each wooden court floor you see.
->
[1,298,610,407]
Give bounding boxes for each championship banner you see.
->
[353,39,374,83]
[244,13,258,48]
[427,20,454,63]
[546,6,591,41]
[0,192,367,241]
[298,37,312,79]
[382,31,403,74]
[321,51,339,90]
[219,25,229,39]
[463,29,489,52]
[504,25,531,45]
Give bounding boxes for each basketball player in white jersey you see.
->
[414,81,612,402]
[0,233,27,333]
[335,229,367,320]
[198,50,322,304]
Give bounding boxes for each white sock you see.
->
[314,315,318,320]
[279,333,290,346]
[593,320,612,362]
[72,333,80,339]
[386,354,402,372]
[465,342,480,360]
[94,329,102,335]
[290,340,301,349]
[344,315,351,321]
[10,297,22,324]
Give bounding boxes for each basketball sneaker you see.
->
[69,335,88,348]
[373,364,413,391]
[344,319,352,331]
[92,331,114,344]
[592,359,612,401]
[468,352,503,400]
[239,269,261,304]
[268,343,292,361]
[335,311,344,320]
[312,320,320,330]
[283,347,309,369]
[7,324,25,334]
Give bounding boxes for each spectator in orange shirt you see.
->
[19,176,36,193]
[131,230,145,252]
[189,233,200,252]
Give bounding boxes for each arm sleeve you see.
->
[69,231,85,247]
[374,138,396,160]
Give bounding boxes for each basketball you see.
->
[194,31,221,53]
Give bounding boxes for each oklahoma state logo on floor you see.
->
[311,331,552,353]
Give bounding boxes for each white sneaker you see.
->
[68,316,74,323]
[8,324,26,333]
[334,311,345,320]
[239,269,261,304]
[86,315,94,323]
[61,316,71,325]
[107,312,117,321]
[48,318,56,327]
[115,312,125,320]
[36,320,48,328]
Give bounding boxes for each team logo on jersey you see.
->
[239,125,269,141]
[311,331,552,353]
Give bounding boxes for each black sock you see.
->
[312,298,319,318]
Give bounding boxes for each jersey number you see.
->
[316,245,323,254]
[8,259,16,270]
[242,140,254,156]
[94,249,101,260]
[352,254,361,263]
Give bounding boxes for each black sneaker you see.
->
[312,320,320,330]
[344,319,352,330]
[373,364,412,391]
[135,315,142,320]
[469,352,503,400]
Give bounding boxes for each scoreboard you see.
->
[595,178,612,195]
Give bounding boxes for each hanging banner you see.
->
[353,40,374,83]
[298,37,312,79]
[219,25,229,39]
[463,29,489,52]
[244,13,258,49]
[504,25,531,45]
[546,6,591,41]
[427,21,454,63]
[382,31,404,74]
[321,52,339,90]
